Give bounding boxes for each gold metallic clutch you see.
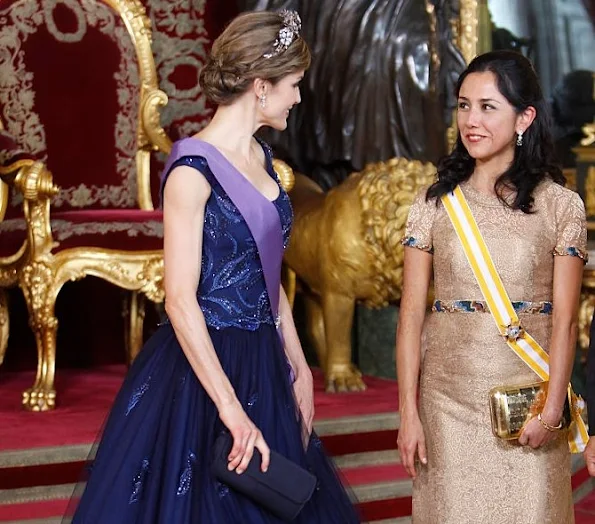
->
[488,381,571,440]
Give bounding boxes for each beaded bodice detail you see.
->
[166,146,292,330]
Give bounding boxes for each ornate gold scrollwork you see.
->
[19,260,58,411]
[359,158,438,308]
[581,123,595,147]
[137,257,165,303]
[138,88,172,210]
[585,166,595,217]
[105,0,170,212]
[14,162,59,258]
[272,159,295,193]
[0,0,170,410]
[0,160,59,410]
[458,0,479,64]
[142,89,172,154]
[446,0,481,150]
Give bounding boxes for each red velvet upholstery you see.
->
[0,1,242,407]
[0,130,39,167]
[0,0,140,213]
[0,210,163,257]
[0,130,38,223]
[142,0,238,204]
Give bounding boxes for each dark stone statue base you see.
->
[356,305,398,380]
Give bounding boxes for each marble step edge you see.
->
[0,446,401,476]
[0,431,587,475]
[1,455,589,505]
[0,477,414,506]
[2,475,590,506]
[316,412,400,436]
[0,412,401,468]
[1,476,593,514]
[0,444,92,469]
[334,449,400,469]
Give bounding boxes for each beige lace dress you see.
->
[403,179,588,524]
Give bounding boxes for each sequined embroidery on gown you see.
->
[68,140,360,523]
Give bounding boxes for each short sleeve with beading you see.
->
[553,188,588,262]
[401,186,438,254]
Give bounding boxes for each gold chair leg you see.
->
[19,262,58,411]
[0,289,9,366]
[125,291,146,365]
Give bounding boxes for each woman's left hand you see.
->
[518,416,560,449]
[293,368,315,447]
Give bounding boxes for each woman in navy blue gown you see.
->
[68,10,360,524]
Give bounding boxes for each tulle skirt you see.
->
[68,323,360,523]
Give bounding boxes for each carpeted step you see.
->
[0,488,71,521]
[1,366,594,522]
[342,463,410,487]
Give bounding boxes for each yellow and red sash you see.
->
[442,185,588,453]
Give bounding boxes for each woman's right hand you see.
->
[218,402,270,474]
[397,412,427,479]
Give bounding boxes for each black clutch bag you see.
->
[211,432,317,522]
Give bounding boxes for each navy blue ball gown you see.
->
[68,139,361,523]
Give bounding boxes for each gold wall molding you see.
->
[581,123,595,147]
[586,166,595,217]
[447,0,481,150]
[458,0,480,64]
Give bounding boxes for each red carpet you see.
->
[342,463,409,486]
[1,366,593,522]
[0,365,398,452]
[0,365,403,522]
[576,490,595,523]
[0,500,70,521]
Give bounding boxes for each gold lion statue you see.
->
[284,158,436,392]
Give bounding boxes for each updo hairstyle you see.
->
[199,11,311,106]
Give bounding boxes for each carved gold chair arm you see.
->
[0,160,58,222]
[272,159,295,193]
[13,161,59,202]
[1,161,58,257]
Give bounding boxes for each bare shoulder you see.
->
[164,164,211,210]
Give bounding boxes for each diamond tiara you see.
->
[263,10,302,59]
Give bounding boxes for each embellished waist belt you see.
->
[432,300,552,315]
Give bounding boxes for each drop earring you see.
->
[516,130,523,147]
[259,94,266,109]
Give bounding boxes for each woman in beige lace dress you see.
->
[396,51,587,523]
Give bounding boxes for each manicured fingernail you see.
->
[422,458,427,464]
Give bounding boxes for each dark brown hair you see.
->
[199,11,311,106]
[427,50,564,213]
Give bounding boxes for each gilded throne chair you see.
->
[0,0,172,411]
